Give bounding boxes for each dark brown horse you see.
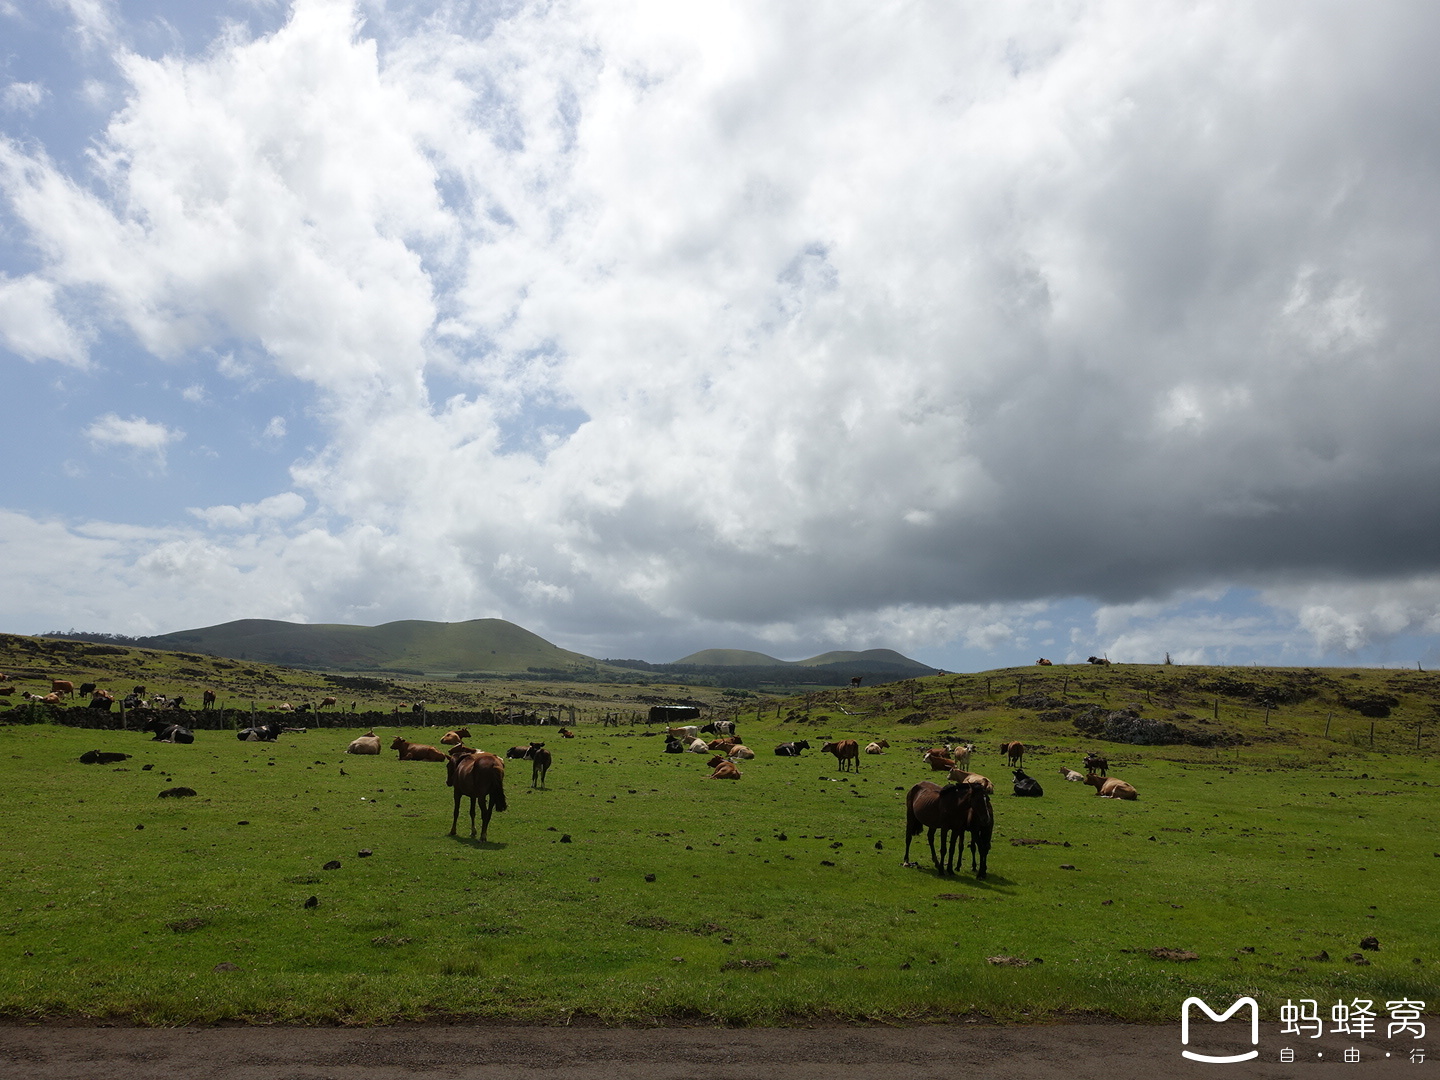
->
[904,781,993,878]
[447,749,507,840]
[530,746,552,788]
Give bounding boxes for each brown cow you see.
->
[864,740,888,754]
[1036,658,1052,666]
[822,739,860,772]
[1000,741,1025,767]
[51,680,75,698]
[709,761,741,780]
[318,696,338,710]
[558,728,575,738]
[390,736,446,762]
[1084,775,1138,799]
[447,749,507,840]
[0,687,13,697]
[923,748,956,771]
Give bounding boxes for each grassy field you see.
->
[2,663,1439,1024]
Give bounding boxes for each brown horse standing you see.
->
[1000,741,1025,767]
[447,750,507,840]
[904,781,993,878]
[822,739,861,772]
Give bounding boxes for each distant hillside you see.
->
[671,649,787,666]
[139,618,598,674]
[796,649,934,673]
[670,646,935,677]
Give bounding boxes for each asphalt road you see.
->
[0,1023,1411,1080]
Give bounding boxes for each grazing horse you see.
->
[202,690,217,710]
[822,739,861,772]
[447,749,507,840]
[904,781,992,878]
[1000,741,1025,767]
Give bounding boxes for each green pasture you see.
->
[1,718,1437,1025]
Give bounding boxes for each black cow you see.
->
[663,736,685,754]
[773,740,811,757]
[1012,768,1043,797]
[237,720,285,742]
[143,717,194,744]
[700,721,737,736]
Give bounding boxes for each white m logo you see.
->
[1181,997,1260,1063]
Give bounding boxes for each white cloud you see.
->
[1,1,1439,664]
[188,491,306,529]
[0,273,88,365]
[84,413,182,464]
[3,82,44,113]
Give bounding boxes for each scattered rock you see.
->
[819,860,836,866]
[303,896,318,909]
[588,876,600,883]
[1346,953,1371,965]
[936,893,972,901]
[720,959,775,971]
[643,873,656,882]
[560,835,572,843]
[1308,950,1330,961]
[141,764,154,771]
[211,962,238,972]
[1059,864,1076,870]
[158,787,197,798]
[986,956,1037,967]
[1360,936,1380,951]
[323,860,341,870]
[671,956,685,963]
[167,917,209,933]
[357,849,372,857]
[1101,900,1113,905]
[237,820,250,826]
[1150,948,1199,961]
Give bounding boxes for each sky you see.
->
[3,0,1440,671]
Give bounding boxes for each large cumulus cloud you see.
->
[2,0,1439,664]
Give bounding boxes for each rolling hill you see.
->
[670,646,935,675]
[138,618,598,674]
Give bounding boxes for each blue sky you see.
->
[3,0,1440,670]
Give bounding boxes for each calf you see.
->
[530,746,552,788]
[864,740,888,755]
[1058,767,1085,782]
[1011,768,1043,797]
[709,761,741,780]
[1083,753,1108,777]
[730,745,755,760]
